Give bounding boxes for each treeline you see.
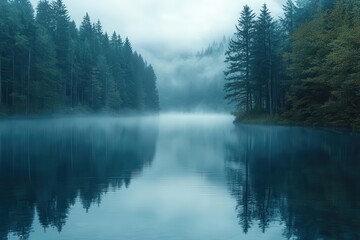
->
[224,0,360,128]
[196,36,228,58]
[0,0,159,115]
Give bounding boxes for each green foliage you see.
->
[0,0,159,115]
[225,0,360,129]
[225,4,282,117]
[31,26,60,112]
[285,0,360,128]
[224,5,256,112]
[143,65,160,111]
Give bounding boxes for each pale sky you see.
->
[29,0,286,57]
[29,0,286,107]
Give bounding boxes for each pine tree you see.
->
[0,0,11,108]
[253,4,274,115]
[123,37,135,109]
[143,65,160,111]
[31,26,59,112]
[224,5,256,112]
[36,0,52,32]
[282,0,297,35]
[51,0,71,103]
[109,32,126,107]
[0,0,160,115]
[285,12,332,124]
[68,20,78,108]
[0,0,10,107]
[77,13,94,107]
[106,77,122,111]
[9,0,36,113]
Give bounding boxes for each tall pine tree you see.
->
[224,5,256,113]
[253,4,274,116]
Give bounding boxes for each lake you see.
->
[0,114,359,240]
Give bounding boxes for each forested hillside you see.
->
[0,0,159,115]
[224,0,360,128]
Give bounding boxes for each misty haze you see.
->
[0,0,359,240]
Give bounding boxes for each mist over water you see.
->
[1,0,359,239]
[155,39,230,112]
[0,114,359,240]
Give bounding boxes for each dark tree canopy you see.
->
[224,5,256,113]
[224,0,360,128]
[0,0,160,115]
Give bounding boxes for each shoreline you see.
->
[233,113,360,132]
[0,110,160,121]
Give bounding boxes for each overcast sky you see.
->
[29,0,286,108]
[30,0,286,57]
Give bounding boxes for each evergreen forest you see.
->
[224,0,360,128]
[0,0,160,115]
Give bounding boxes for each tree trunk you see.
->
[11,53,15,106]
[246,41,250,114]
[0,51,2,105]
[76,79,79,107]
[268,77,273,117]
[6,78,9,105]
[27,48,31,114]
[268,37,273,118]
[250,90,253,111]
[0,134,2,166]
[105,76,108,108]
[27,128,31,182]
[70,62,73,108]
[63,71,67,104]
[71,128,74,170]
[259,87,262,110]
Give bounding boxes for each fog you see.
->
[154,38,231,111]
[28,0,287,112]
[29,0,286,54]
[2,114,359,239]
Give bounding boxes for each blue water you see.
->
[0,114,359,240]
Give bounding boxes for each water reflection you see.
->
[0,115,359,240]
[226,125,360,239]
[0,117,158,239]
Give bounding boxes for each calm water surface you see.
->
[0,114,359,240]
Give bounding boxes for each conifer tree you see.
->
[144,65,160,111]
[51,0,71,102]
[0,0,160,115]
[224,5,256,112]
[282,0,297,35]
[253,4,274,115]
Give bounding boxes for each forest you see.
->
[224,0,360,128]
[0,0,160,115]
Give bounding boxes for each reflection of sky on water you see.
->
[29,175,284,240]
[3,114,360,240]
[5,114,283,240]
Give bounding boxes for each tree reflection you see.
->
[225,125,360,239]
[0,118,158,239]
